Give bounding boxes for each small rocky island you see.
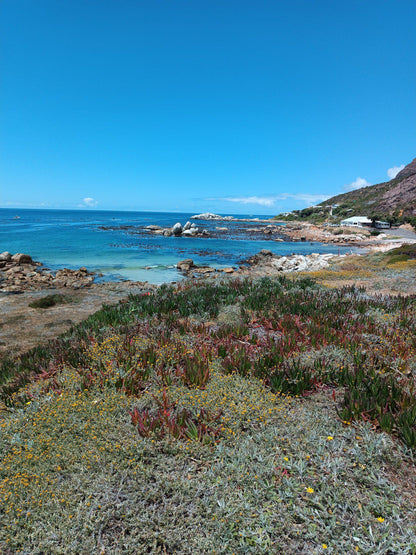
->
[146,221,208,237]
[190,212,235,221]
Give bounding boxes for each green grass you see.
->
[1,276,416,553]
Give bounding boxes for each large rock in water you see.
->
[177,259,194,271]
[11,253,33,264]
[182,227,199,236]
[0,252,12,261]
[183,221,192,231]
[172,222,182,236]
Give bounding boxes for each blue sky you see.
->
[1,0,415,215]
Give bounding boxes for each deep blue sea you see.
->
[0,209,358,284]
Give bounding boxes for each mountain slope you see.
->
[321,157,416,221]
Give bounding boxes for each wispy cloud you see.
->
[343,177,371,192]
[223,196,277,207]
[387,165,404,179]
[282,193,332,204]
[0,201,49,208]
[78,197,98,208]
[220,193,331,208]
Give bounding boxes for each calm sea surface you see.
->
[1,209,358,284]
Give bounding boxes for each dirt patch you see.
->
[0,281,155,358]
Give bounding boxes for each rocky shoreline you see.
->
[176,249,339,278]
[0,245,344,357]
[190,212,275,223]
[0,251,96,293]
[240,249,337,274]
[142,216,414,247]
[0,252,156,356]
[0,247,344,293]
[98,214,416,247]
[3,217,415,294]
[2,221,415,357]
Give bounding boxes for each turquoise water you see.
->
[1,209,358,284]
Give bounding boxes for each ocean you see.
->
[1,209,357,284]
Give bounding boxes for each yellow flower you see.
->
[306,487,314,493]
[284,457,288,461]
[322,544,328,549]
[377,517,385,523]
[327,436,333,441]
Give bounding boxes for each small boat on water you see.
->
[13,216,20,219]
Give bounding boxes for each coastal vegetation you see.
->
[28,293,69,309]
[384,243,416,264]
[1,272,416,553]
[298,244,416,295]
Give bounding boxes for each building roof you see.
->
[340,216,372,224]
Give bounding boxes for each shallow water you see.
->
[1,209,359,284]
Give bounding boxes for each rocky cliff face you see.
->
[376,158,416,216]
[395,158,416,180]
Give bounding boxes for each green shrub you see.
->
[385,244,416,264]
[29,294,67,309]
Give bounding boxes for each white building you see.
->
[340,216,372,227]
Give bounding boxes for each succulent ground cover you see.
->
[1,276,416,553]
[302,250,416,296]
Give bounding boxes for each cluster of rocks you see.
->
[245,224,284,239]
[0,252,95,292]
[326,231,368,243]
[176,259,235,276]
[241,249,336,273]
[146,221,208,238]
[176,249,338,279]
[281,223,372,244]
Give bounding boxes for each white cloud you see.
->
[78,197,98,208]
[221,193,331,207]
[387,165,404,179]
[343,177,371,192]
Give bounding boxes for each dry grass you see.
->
[297,253,416,296]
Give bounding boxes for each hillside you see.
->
[321,157,416,223]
